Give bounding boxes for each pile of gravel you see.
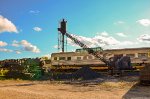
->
[72,66,103,80]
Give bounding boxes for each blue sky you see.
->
[0,0,150,60]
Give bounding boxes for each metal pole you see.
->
[62,34,64,52]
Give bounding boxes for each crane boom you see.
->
[65,32,109,64]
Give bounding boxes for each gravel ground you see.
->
[0,76,149,99]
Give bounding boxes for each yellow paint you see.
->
[51,65,144,70]
[148,51,150,57]
[0,69,9,76]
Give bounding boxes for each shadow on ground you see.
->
[15,83,35,86]
[0,83,36,87]
[122,84,150,99]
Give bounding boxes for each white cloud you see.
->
[24,45,40,53]
[33,27,42,32]
[114,21,125,25]
[54,45,59,49]
[137,34,150,43]
[29,10,40,14]
[96,31,109,36]
[43,54,51,59]
[137,19,150,27]
[12,40,40,53]
[116,33,127,37]
[0,15,18,33]
[118,41,134,46]
[94,35,120,46]
[0,41,7,47]
[12,40,19,47]
[67,32,120,48]
[100,31,109,36]
[15,50,21,54]
[67,32,138,50]
[0,48,12,52]
[21,40,40,53]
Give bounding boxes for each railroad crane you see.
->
[58,19,133,75]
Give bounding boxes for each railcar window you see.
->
[76,49,80,52]
[88,55,93,59]
[126,54,135,58]
[54,57,57,60]
[138,53,148,58]
[77,57,82,60]
[59,57,66,60]
[67,57,71,60]
[114,54,123,57]
[83,56,87,60]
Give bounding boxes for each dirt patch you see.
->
[0,76,149,99]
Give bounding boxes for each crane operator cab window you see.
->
[59,57,66,60]
[77,57,82,60]
[54,57,57,60]
[67,57,71,60]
